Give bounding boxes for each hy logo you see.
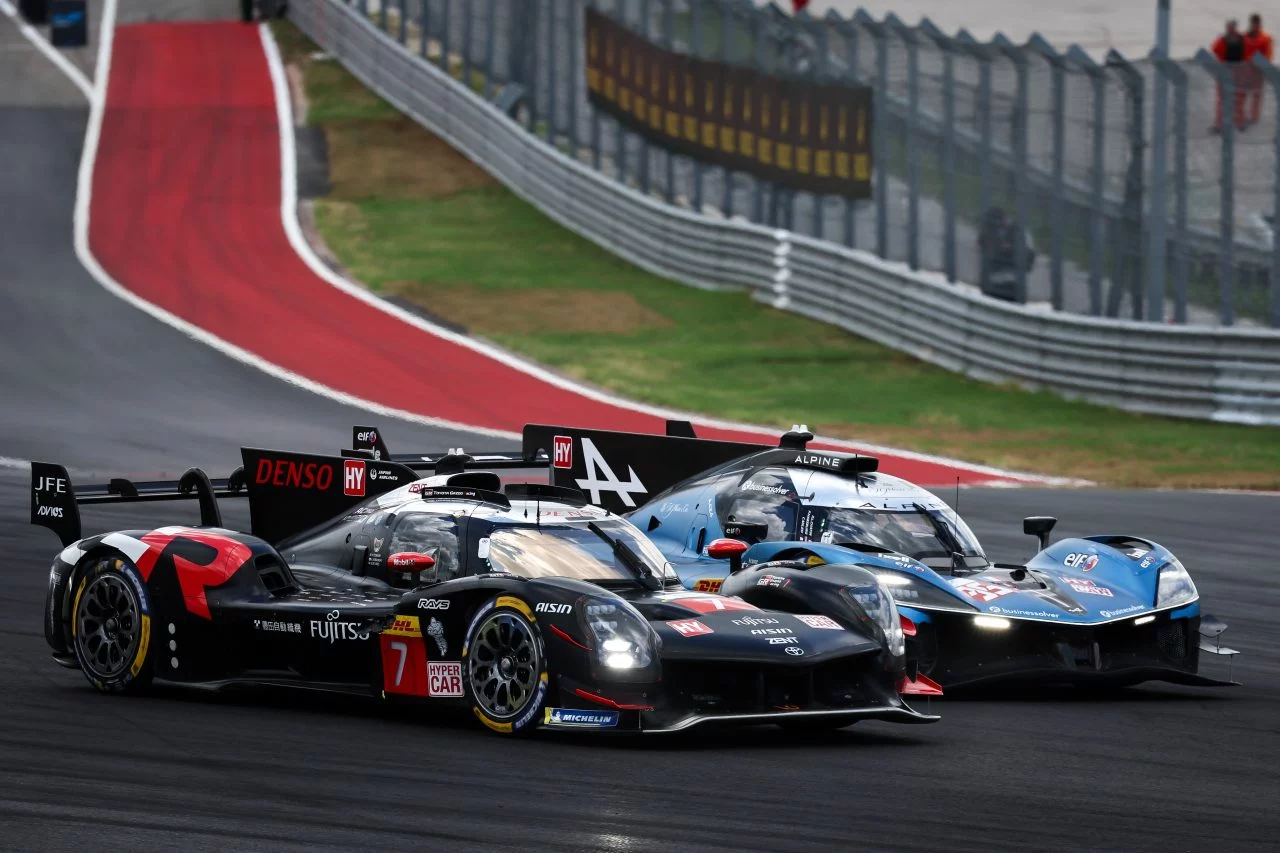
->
[574,438,648,508]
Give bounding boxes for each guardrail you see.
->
[288,0,1280,425]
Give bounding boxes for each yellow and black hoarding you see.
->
[585,9,873,198]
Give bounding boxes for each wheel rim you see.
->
[467,611,540,720]
[75,572,141,680]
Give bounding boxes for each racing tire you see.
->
[461,596,549,736]
[70,554,156,694]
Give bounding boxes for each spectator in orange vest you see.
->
[1212,19,1249,132]
[1245,14,1275,124]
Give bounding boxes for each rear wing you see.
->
[519,423,770,514]
[343,425,547,475]
[30,461,247,548]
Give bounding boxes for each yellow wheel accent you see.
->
[472,707,514,734]
[71,577,86,639]
[495,595,534,620]
[130,615,151,678]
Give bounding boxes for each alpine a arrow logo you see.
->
[574,438,648,507]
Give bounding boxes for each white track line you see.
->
[258,25,1064,486]
[0,0,93,99]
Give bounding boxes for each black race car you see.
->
[30,439,937,735]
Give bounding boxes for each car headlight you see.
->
[1155,558,1198,609]
[842,582,905,658]
[579,596,657,673]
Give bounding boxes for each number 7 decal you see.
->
[390,640,408,686]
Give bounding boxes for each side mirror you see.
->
[707,538,749,574]
[387,552,437,584]
[1022,517,1057,551]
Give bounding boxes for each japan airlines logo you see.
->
[574,438,647,507]
[344,460,367,497]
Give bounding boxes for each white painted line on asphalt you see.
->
[258,24,1066,486]
[0,0,93,100]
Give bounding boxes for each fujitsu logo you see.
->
[310,611,370,644]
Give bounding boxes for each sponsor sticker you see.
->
[544,708,620,728]
[427,618,447,656]
[535,602,573,615]
[693,578,723,593]
[784,646,805,656]
[427,661,464,697]
[1063,552,1100,571]
[951,578,1017,603]
[756,574,790,589]
[254,458,333,491]
[254,619,302,634]
[1064,577,1114,597]
[794,614,843,630]
[1100,604,1146,619]
[418,598,450,610]
[343,459,367,497]
[667,619,713,637]
[988,605,1060,619]
[666,594,758,614]
[553,435,573,469]
[380,632,428,696]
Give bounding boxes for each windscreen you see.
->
[798,504,984,561]
[485,520,676,584]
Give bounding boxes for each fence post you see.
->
[419,0,429,59]
[590,0,604,170]
[1066,46,1106,317]
[714,0,733,217]
[1196,49,1236,325]
[1105,50,1145,319]
[398,0,406,44]
[462,0,475,90]
[483,0,497,91]
[638,0,652,195]
[808,10,828,240]
[1152,50,1189,323]
[662,0,675,203]
[1258,55,1280,328]
[544,0,557,140]
[690,0,704,212]
[993,34,1029,303]
[441,0,453,71]
[839,14,860,249]
[1029,35,1066,310]
[854,10,888,260]
[613,0,628,185]
[565,0,577,150]
[379,0,388,32]
[885,15,919,270]
[958,30,994,262]
[921,18,957,282]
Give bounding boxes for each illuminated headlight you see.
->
[1155,558,1198,609]
[973,615,1011,630]
[875,573,912,587]
[581,597,656,671]
[843,582,905,657]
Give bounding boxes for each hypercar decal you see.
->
[135,527,255,620]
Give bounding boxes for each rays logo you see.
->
[574,438,647,508]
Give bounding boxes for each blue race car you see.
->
[523,423,1239,690]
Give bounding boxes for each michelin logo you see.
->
[543,708,620,728]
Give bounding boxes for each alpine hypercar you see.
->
[518,423,1239,690]
[30,441,937,735]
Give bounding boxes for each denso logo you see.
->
[344,460,367,497]
[255,459,334,490]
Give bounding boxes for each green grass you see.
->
[273,21,1280,489]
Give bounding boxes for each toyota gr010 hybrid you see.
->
[29,442,937,735]
[515,423,1239,690]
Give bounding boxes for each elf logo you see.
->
[344,460,367,497]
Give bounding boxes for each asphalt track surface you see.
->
[2,8,1279,853]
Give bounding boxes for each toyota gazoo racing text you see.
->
[521,423,1239,690]
[29,436,936,736]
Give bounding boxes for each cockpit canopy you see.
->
[722,467,986,569]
